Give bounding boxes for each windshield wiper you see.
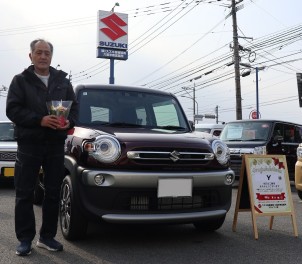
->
[108,122,143,127]
[157,125,186,131]
[223,139,243,141]
[224,138,264,142]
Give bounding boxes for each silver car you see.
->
[0,121,17,182]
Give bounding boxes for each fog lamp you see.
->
[94,174,105,186]
[225,174,234,185]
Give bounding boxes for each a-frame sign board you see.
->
[232,154,298,240]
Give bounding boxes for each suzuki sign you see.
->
[97,11,128,60]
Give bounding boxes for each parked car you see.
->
[194,123,225,137]
[220,119,302,181]
[35,84,235,240]
[295,143,302,199]
[0,121,17,183]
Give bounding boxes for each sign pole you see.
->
[109,58,115,84]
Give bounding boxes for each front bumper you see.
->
[81,169,235,188]
[74,168,234,224]
[102,209,227,224]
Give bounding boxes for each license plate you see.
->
[158,178,192,198]
[4,168,14,177]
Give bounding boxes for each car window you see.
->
[0,123,15,141]
[77,89,189,130]
[295,126,302,142]
[220,121,271,141]
[273,123,296,143]
[153,102,180,127]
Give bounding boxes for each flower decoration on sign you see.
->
[272,158,285,169]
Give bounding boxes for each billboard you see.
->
[97,11,128,60]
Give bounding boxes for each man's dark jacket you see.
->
[6,65,78,145]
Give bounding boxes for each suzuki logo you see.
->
[100,13,127,41]
[170,150,180,162]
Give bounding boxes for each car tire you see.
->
[60,175,88,240]
[297,190,302,200]
[33,175,44,205]
[193,216,226,231]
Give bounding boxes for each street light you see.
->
[111,2,120,12]
[240,63,265,119]
[181,95,199,123]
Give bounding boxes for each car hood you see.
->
[68,126,228,170]
[221,140,266,148]
[102,128,214,146]
[73,126,215,145]
[0,141,17,151]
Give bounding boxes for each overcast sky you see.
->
[1,0,302,124]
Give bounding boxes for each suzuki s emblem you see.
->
[170,150,180,162]
[100,13,127,41]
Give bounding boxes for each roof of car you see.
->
[225,119,302,126]
[73,84,173,96]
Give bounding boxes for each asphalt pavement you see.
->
[1,183,302,264]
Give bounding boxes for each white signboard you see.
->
[97,11,128,60]
[232,155,298,239]
[248,156,291,213]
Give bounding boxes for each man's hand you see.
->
[58,119,70,130]
[41,115,69,130]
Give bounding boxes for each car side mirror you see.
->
[274,135,284,143]
[189,121,195,131]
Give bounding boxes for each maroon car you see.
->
[35,84,234,240]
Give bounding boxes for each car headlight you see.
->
[85,135,121,163]
[212,140,230,165]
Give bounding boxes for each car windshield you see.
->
[0,122,15,141]
[77,89,190,132]
[220,121,272,141]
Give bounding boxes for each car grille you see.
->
[0,152,17,161]
[230,162,242,179]
[114,190,221,211]
[127,149,214,166]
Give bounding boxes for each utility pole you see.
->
[215,105,219,124]
[182,84,197,124]
[193,82,196,124]
[231,0,242,120]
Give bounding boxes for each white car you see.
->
[0,121,17,182]
[194,123,225,137]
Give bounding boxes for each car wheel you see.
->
[33,174,44,205]
[297,190,302,200]
[60,175,88,240]
[193,216,226,231]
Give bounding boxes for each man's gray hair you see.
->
[30,39,53,54]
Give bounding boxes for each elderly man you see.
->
[6,39,78,256]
